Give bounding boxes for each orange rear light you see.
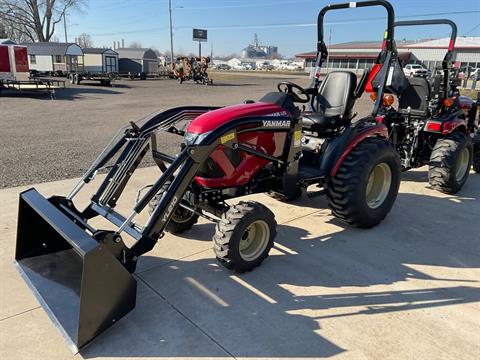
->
[443,97,455,108]
[382,94,394,107]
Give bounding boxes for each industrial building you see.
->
[296,37,480,74]
[242,34,278,59]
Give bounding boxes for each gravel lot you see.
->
[0,72,372,188]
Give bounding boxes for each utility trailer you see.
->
[67,71,118,86]
[0,42,64,98]
[0,78,65,98]
[118,67,174,81]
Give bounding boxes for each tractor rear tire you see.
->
[214,201,276,272]
[327,138,401,228]
[148,182,199,234]
[429,132,473,194]
[473,131,480,174]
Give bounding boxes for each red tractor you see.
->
[371,19,477,193]
[14,0,401,351]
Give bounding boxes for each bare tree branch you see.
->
[0,0,83,42]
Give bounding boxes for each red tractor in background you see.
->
[370,19,478,193]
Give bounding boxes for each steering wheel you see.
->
[277,81,310,103]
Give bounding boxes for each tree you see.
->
[77,32,92,48]
[0,0,83,42]
[0,22,7,37]
[129,41,142,49]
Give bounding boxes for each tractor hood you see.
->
[187,102,289,134]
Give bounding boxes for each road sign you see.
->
[193,29,207,42]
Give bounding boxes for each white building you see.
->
[227,58,242,68]
[296,37,480,74]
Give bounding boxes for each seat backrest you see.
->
[314,71,357,118]
[398,77,431,116]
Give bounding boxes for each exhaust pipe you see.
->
[14,188,136,352]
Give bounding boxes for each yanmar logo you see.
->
[262,120,291,128]
[162,196,178,222]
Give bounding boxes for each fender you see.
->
[424,111,468,135]
[329,123,389,177]
[442,118,467,135]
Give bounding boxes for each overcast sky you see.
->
[65,0,480,57]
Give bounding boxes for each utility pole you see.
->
[63,12,68,43]
[168,0,174,69]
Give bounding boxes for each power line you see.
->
[175,0,313,10]
[463,23,480,36]
[71,10,479,37]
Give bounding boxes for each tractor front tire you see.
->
[148,182,199,234]
[327,138,401,228]
[214,201,276,272]
[472,131,480,173]
[429,132,473,194]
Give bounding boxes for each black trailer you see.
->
[67,71,118,86]
[0,78,65,99]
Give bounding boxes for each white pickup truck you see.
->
[403,64,428,77]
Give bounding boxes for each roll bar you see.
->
[394,19,457,67]
[317,0,395,51]
[394,19,457,53]
[393,19,458,100]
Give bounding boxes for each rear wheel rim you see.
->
[239,220,270,261]
[456,147,470,182]
[366,162,392,209]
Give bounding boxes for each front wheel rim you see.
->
[171,202,195,224]
[239,220,270,261]
[366,162,392,209]
[456,147,470,182]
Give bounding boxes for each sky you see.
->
[65,0,480,58]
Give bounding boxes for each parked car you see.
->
[403,64,428,77]
[215,64,231,70]
[469,68,480,80]
[258,61,274,71]
[285,64,303,71]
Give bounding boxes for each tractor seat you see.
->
[302,71,357,134]
[302,113,344,131]
[398,77,431,117]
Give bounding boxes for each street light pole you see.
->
[63,12,68,43]
[169,0,174,69]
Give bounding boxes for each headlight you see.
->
[184,131,211,145]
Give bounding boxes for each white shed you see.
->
[83,48,118,73]
[23,42,84,75]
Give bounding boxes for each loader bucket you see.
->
[14,188,137,352]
